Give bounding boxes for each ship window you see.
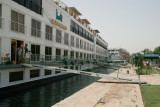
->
[76,66,79,70]
[45,47,52,61]
[12,0,42,15]
[56,29,62,43]
[55,69,61,74]
[56,48,61,61]
[64,33,69,45]
[92,54,94,59]
[9,71,23,82]
[31,19,41,37]
[70,36,74,47]
[45,25,52,40]
[70,20,75,32]
[76,52,79,58]
[45,69,52,76]
[84,53,86,59]
[64,50,68,57]
[30,69,40,78]
[90,44,92,51]
[76,38,79,48]
[31,44,40,61]
[86,31,89,40]
[83,30,86,38]
[84,41,86,50]
[55,71,61,74]
[11,10,25,33]
[87,43,89,51]
[80,40,83,49]
[80,53,83,58]
[74,23,79,35]
[79,26,83,37]
[70,51,74,58]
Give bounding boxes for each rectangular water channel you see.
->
[0,69,115,107]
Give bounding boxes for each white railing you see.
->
[64,39,68,45]
[45,32,53,40]
[31,28,41,37]
[11,20,26,33]
[56,36,62,43]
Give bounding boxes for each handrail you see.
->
[51,0,97,37]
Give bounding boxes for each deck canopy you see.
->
[94,30,100,33]
[69,7,82,16]
[135,54,159,59]
[82,19,90,25]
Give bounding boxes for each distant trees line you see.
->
[141,46,160,55]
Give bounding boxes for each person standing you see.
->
[17,45,23,64]
[24,43,29,63]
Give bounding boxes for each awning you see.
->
[69,7,82,16]
[135,54,159,59]
[94,30,100,33]
[82,19,90,25]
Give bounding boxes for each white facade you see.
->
[0,0,108,63]
[0,0,109,89]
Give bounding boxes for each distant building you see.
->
[108,48,130,63]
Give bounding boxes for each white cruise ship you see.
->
[0,0,108,96]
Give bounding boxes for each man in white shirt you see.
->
[17,45,23,64]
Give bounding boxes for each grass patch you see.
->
[141,85,160,107]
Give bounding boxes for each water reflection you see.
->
[0,75,99,107]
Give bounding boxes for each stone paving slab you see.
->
[52,81,115,107]
[95,83,144,107]
[52,78,144,107]
[52,66,160,107]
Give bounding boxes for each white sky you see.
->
[60,0,160,54]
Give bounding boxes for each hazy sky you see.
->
[60,0,160,53]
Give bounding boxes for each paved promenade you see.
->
[52,66,160,107]
[52,67,150,107]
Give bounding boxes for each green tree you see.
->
[131,53,136,66]
[137,53,144,83]
[154,46,160,55]
[141,49,150,54]
[141,48,153,54]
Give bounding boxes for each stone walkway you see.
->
[52,67,148,107]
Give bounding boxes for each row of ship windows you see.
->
[30,44,106,61]
[29,45,106,63]
[70,20,107,50]
[10,10,95,52]
[8,69,60,83]
[70,20,94,43]
[31,45,95,61]
[12,0,42,15]
[96,39,108,50]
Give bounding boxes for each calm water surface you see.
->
[0,69,114,107]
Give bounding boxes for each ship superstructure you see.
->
[0,0,108,92]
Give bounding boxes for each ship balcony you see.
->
[11,20,27,34]
[31,28,41,38]
[45,32,53,40]
[0,54,99,67]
